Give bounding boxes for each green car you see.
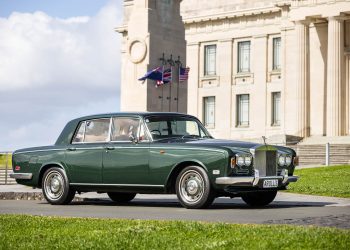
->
[11,112,298,209]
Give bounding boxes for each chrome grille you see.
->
[252,146,277,176]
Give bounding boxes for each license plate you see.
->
[263,179,278,188]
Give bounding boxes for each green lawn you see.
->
[286,165,350,198]
[0,153,12,169]
[0,215,349,250]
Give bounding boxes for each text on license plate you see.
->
[263,179,278,188]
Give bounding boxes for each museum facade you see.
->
[118,0,350,144]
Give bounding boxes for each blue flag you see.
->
[138,67,163,82]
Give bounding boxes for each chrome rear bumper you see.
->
[215,169,298,186]
[10,173,33,180]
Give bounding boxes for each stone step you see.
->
[291,143,350,166]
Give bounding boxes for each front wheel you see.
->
[175,166,215,209]
[241,190,277,207]
[42,167,75,205]
[107,192,136,203]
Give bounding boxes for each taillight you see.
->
[15,166,21,171]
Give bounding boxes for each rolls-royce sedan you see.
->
[11,112,298,209]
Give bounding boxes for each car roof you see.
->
[55,112,198,146]
[74,112,194,121]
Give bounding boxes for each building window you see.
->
[238,41,251,73]
[203,96,215,127]
[204,45,216,76]
[273,37,281,70]
[272,92,281,126]
[237,94,249,126]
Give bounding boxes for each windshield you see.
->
[145,116,212,141]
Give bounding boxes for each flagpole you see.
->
[169,65,172,112]
[161,65,164,112]
[177,65,180,112]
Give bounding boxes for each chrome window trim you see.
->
[72,118,111,144]
[110,115,149,143]
[144,115,212,141]
[107,117,112,142]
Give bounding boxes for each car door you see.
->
[65,118,111,184]
[102,116,150,185]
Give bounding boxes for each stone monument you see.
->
[116,0,187,113]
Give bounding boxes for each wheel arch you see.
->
[38,162,66,187]
[165,160,208,193]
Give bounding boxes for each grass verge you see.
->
[0,214,349,249]
[286,165,350,198]
[0,153,12,169]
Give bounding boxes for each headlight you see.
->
[278,155,286,166]
[237,156,245,166]
[244,156,252,166]
[285,155,292,166]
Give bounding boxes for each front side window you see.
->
[204,44,216,76]
[272,92,281,126]
[145,116,211,141]
[203,96,215,128]
[237,94,249,127]
[273,37,281,70]
[111,117,145,142]
[73,118,110,143]
[238,41,251,73]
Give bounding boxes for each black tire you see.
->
[241,190,277,207]
[175,166,215,209]
[107,192,136,203]
[42,167,75,205]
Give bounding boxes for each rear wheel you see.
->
[175,166,215,209]
[42,167,75,205]
[241,190,277,207]
[107,192,136,203]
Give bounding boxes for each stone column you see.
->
[295,21,310,137]
[346,53,350,135]
[326,16,345,136]
[186,42,200,117]
[116,0,186,112]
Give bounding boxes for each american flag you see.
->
[179,67,190,82]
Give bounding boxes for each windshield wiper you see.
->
[181,134,200,139]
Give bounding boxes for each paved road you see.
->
[1,192,350,228]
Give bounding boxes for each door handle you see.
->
[67,147,76,151]
[105,146,115,150]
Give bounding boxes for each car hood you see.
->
[185,139,295,155]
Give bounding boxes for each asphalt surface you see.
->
[1,192,350,228]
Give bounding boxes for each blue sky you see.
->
[0,0,111,18]
[0,0,123,150]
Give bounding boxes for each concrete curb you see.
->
[0,191,44,201]
[0,192,86,201]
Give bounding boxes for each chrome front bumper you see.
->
[215,169,298,186]
[10,173,33,180]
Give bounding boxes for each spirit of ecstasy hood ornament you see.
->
[262,136,267,146]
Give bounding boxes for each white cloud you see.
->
[0,0,122,151]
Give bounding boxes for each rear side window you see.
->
[72,121,86,143]
[72,118,110,143]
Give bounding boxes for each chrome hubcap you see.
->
[179,170,204,204]
[44,171,64,201]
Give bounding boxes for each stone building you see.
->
[117,0,350,149]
